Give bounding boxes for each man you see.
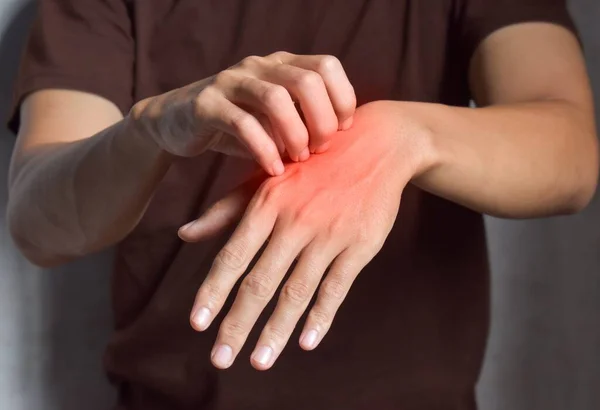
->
[6,0,598,409]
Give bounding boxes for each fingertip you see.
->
[250,358,271,371]
[340,115,353,131]
[190,306,212,331]
[299,329,319,350]
[311,141,331,155]
[298,147,310,161]
[179,221,209,243]
[178,223,196,242]
[211,344,234,370]
[250,361,271,371]
[250,345,275,370]
[271,159,285,176]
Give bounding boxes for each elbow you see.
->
[565,183,597,214]
[10,237,73,269]
[21,250,72,270]
[563,134,599,214]
[8,227,74,269]
[7,206,74,269]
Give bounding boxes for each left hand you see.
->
[179,101,431,370]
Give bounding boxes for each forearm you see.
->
[399,100,599,218]
[7,116,173,266]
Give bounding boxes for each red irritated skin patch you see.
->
[182,100,427,371]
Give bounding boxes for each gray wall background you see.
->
[0,0,598,409]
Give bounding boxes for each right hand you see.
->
[129,52,356,176]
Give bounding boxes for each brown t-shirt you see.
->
[9,1,577,409]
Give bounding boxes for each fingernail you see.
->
[180,221,194,233]
[340,116,353,131]
[298,147,310,162]
[192,307,211,331]
[212,344,233,368]
[300,329,319,350]
[271,159,285,176]
[251,345,274,367]
[313,141,331,154]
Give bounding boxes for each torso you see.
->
[106,1,489,409]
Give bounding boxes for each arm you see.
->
[7,90,172,267]
[178,23,598,370]
[409,23,598,218]
[8,53,356,268]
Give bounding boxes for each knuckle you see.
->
[129,99,160,138]
[370,237,386,254]
[215,243,247,271]
[129,97,153,120]
[356,227,385,255]
[248,184,280,216]
[326,216,346,238]
[257,180,283,205]
[308,309,331,328]
[199,282,223,305]
[320,278,347,301]
[270,50,292,61]
[281,280,312,305]
[241,55,261,67]
[295,71,323,90]
[220,319,247,338]
[316,55,341,73]
[229,110,254,132]
[242,272,275,299]
[194,86,218,114]
[263,324,288,342]
[261,84,290,109]
[213,70,235,87]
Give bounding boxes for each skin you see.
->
[7,23,599,368]
[132,52,356,170]
[7,53,355,266]
[181,23,599,370]
[181,101,427,369]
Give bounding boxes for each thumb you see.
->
[177,175,262,242]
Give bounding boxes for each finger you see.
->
[204,90,285,176]
[178,180,259,242]
[256,113,286,156]
[222,73,309,162]
[207,132,255,158]
[250,240,339,370]
[262,63,338,153]
[190,204,276,336]
[210,222,310,369]
[299,247,369,351]
[277,52,356,134]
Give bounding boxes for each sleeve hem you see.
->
[460,5,580,67]
[6,73,132,135]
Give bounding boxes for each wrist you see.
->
[393,102,464,193]
[370,100,443,180]
[123,106,175,167]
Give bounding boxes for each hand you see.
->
[179,101,433,370]
[129,52,356,176]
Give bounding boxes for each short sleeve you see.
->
[7,0,134,134]
[457,0,579,64]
